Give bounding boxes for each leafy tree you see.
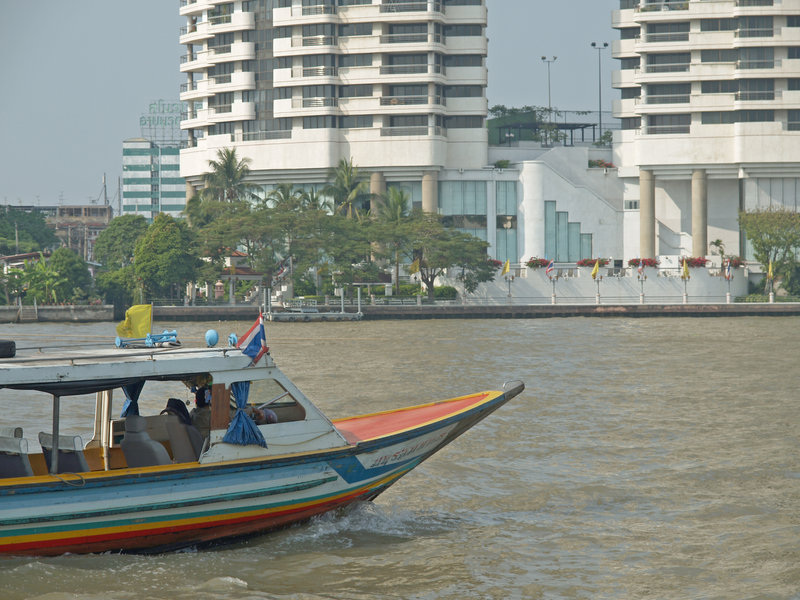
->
[325,158,372,220]
[0,208,58,254]
[49,247,91,302]
[405,211,495,300]
[95,266,136,310]
[374,188,411,295]
[134,214,199,299]
[93,214,148,269]
[739,208,800,292]
[201,148,261,203]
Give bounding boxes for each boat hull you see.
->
[0,386,521,556]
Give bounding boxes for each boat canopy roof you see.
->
[0,347,274,397]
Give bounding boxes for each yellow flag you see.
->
[767,260,773,280]
[682,259,690,280]
[591,259,600,280]
[116,304,152,338]
[501,259,510,275]
[409,258,420,275]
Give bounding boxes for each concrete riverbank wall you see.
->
[1,302,798,324]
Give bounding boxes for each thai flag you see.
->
[545,260,554,277]
[725,260,732,281]
[638,260,644,276]
[238,313,269,365]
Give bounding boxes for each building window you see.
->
[444,85,483,97]
[700,18,737,31]
[701,49,738,63]
[443,25,482,37]
[339,23,372,36]
[647,114,690,134]
[646,83,690,103]
[303,116,336,129]
[738,47,774,69]
[445,116,484,128]
[339,84,373,97]
[339,115,373,128]
[701,80,737,94]
[738,15,773,37]
[621,117,641,130]
[444,54,483,67]
[339,54,372,67]
[619,57,640,70]
[701,111,736,125]
[645,52,690,73]
[737,110,774,122]
[646,22,689,43]
[788,110,800,130]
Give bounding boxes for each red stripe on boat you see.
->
[334,393,491,444]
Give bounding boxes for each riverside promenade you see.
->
[152,302,800,321]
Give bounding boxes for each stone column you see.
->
[639,169,656,259]
[422,171,439,213]
[691,169,708,257]
[185,181,196,200]
[370,172,386,216]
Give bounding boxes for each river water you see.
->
[0,317,798,600]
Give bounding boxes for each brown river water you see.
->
[0,317,798,600]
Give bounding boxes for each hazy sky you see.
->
[0,0,617,206]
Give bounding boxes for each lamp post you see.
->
[591,42,608,144]
[541,56,557,144]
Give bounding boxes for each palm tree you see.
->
[325,158,371,221]
[267,182,302,211]
[376,188,411,295]
[301,188,332,213]
[201,148,260,203]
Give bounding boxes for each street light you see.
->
[591,42,608,144]
[541,56,557,145]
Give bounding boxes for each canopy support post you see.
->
[51,394,60,474]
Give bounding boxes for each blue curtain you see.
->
[120,381,145,417]
[223,381,267,448]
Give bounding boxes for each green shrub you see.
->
[434,285,458,300]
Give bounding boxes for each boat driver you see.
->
[190,386,212,439]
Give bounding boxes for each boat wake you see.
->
[274,501,457,551]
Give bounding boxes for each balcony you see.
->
[379,33,441,44]
[641,32,689,43]
[231,130,292,142]
[637,1,688,12]
[380,95,444,106]
[292,66,338,78]
[644,124,690,134]
[380,64,435,75]
[293,36,338,47]
[735,90,776,101]
[380,1,442,13]
[293,97,339,108]
[293,4,337,16]
[380,126,442,136]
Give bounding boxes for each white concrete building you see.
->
[178,1,489,218]
[612,0,800,261]
[177,0,630,266]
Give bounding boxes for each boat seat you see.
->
[165,416,204,463]
[120,415,172,468]
[0,426,23,438]
[38,433,90,474]
[0,435,34,478]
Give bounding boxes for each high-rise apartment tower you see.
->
[612,0,800,259]
[179,0,488,213]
